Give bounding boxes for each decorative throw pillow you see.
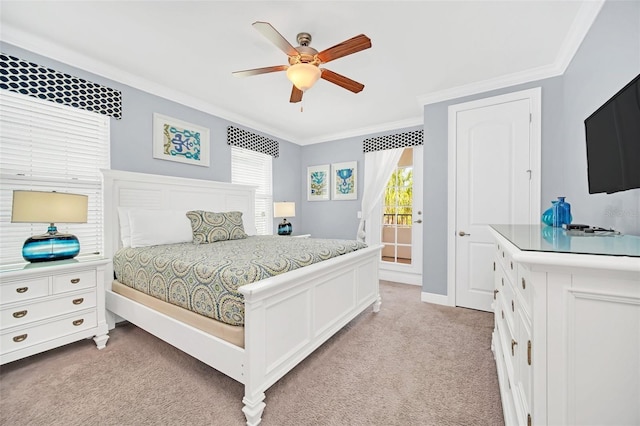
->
[186,210,248,243]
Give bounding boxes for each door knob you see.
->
[414,219,423,224]
[459,231,471,236]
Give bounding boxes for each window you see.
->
[231,146,272,235]
[382,148,414,264]
[0,90,110,265]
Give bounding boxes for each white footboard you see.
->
[240,244,381,425]
[105,244,381,425]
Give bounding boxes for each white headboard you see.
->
[101,169,256,260]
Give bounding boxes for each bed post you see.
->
[242,393,266,426]
[373,293,382,313]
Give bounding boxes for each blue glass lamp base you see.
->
[22,232,80,262]
[278,220,292,236]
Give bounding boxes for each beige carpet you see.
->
[0,281,503,426]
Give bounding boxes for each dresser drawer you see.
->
[0,276,49,304]
[496,307,516,380]
[1,308,97,355]
[1,290,96,329]
[516,263,532,317]
[52,270,96,293]
[496,241,517,285]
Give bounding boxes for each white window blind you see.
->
[0,90,110,265]
[231,146,272,235]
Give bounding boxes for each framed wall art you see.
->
[307,164,330,201]
[153,113,210,167]
[332,161,358,200]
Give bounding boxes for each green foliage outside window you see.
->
[384,167,413,225]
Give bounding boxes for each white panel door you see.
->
[449,89,540,311]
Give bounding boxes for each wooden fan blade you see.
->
[316,34,371,64]
[252,21,299,57]
[320,69,365,93]
[232,65,288,77]
[290,85,303,103]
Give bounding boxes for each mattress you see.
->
[112,280,245,347]
[113,236,367,327]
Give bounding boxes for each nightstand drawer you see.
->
[1,290,96,329]
[52,270,96,293]
[1,308,97,354]
[0,276,49,304]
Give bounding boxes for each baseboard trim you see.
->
[379,270,421,286]
[421,291,451,306]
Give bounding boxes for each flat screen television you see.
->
[584,73,640,194]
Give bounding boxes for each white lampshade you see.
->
[11,191,88,224]
[274,202,295,218]
[286,63,321,91]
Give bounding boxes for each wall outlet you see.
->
[357,211,362,219]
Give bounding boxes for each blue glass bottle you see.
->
[552,196,572,228]
[541,201,558,226]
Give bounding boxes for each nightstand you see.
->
[0,256,110,364]
[278,234,311,238]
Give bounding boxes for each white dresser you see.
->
[490,225,640,426]
[0,257,110,364]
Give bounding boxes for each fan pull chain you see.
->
[300,94,305,113]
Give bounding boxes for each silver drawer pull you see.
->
[70,278,81,284]
[12,310,28,318]
[13,334,28,343]
[72,319,84,326]
[16,287,28,293]
[72,298,84,305]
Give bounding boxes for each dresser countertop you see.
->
[490,224,640,258]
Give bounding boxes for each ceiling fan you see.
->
[232,21,371,103]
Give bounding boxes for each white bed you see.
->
[101,169,382,425]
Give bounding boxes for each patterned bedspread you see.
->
[113,236,367,326]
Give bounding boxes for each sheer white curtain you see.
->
[357,148,404,242]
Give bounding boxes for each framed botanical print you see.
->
[307,164,330,201]
[331,161,357,200]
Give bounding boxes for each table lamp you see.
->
[11,190,88,262]
[273,202,295,236]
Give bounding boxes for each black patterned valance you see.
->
[363,129,423,153]
[227,126,279,158]
[0,53,122,119]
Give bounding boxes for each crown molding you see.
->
[417,0,605,106]
[0,24,299,144]
[1,24,422,147]
[554,0,606,74]
[2,0,604,144]
[298,115,424,146]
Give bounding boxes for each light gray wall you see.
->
[273,142,302,233]
[422,0,640,296]
[423,77,564,296]
[299,136,363,239]
[560,0,640,235]
[0,42,303,225]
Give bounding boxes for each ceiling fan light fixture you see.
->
[286,63,321,91]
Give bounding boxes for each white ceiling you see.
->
[0,1,602,145]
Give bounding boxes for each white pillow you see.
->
[127,209,193,248]
[117,207,133,248]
